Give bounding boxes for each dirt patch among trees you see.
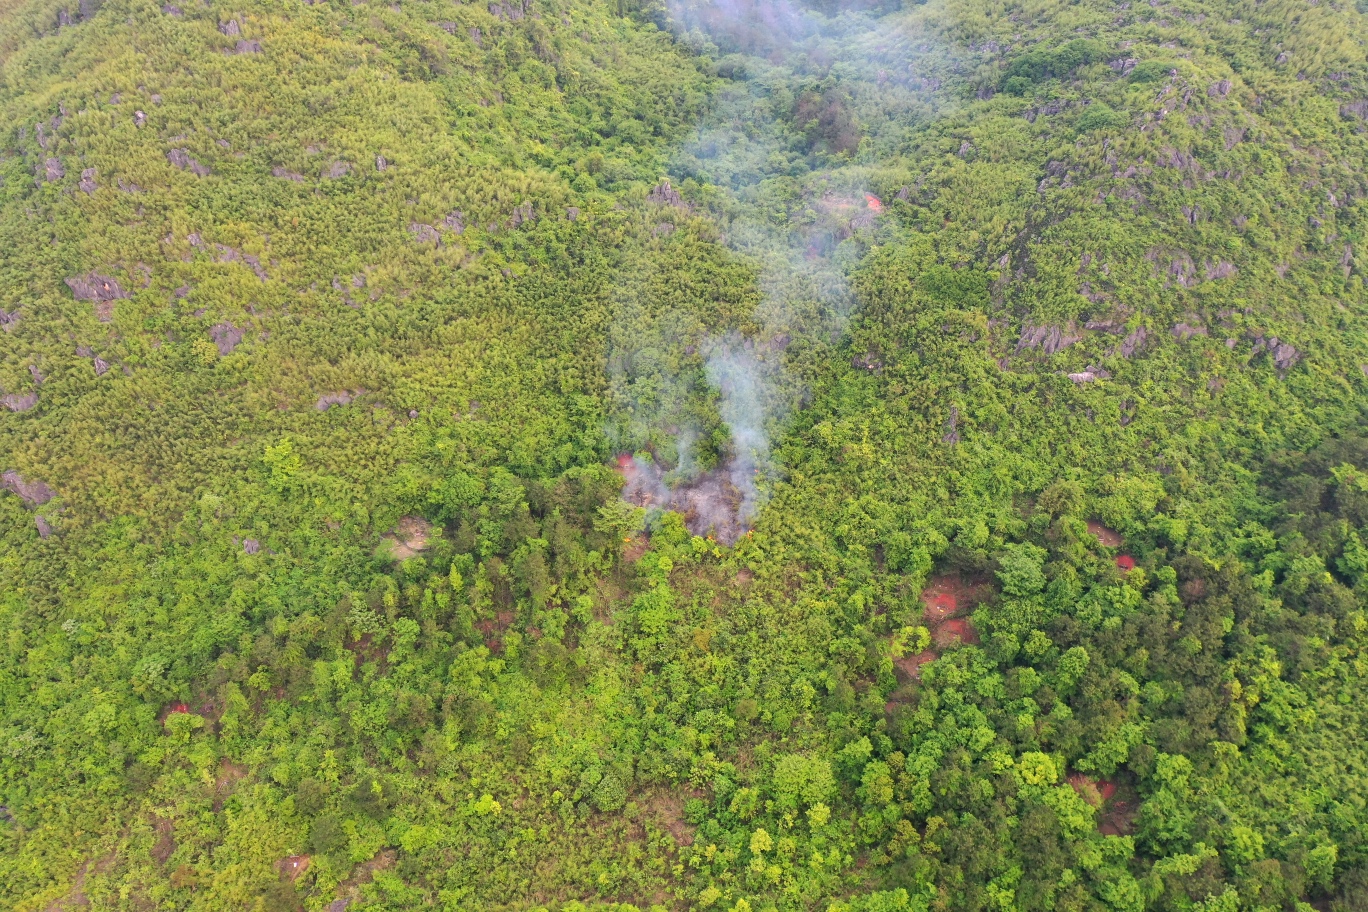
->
[933,617,980,648]
[615,453,749,545]
[892,574,994,680]
[919,573,992,623]
[279,855,311,880]
[1086,520,1124,547]
[893,649,938,681]
[475,610,516,653]
[640,786,702,849]
[622,533,650,563]
[1086,521,1137,568]
[151,817,176,866]
[330,850,395,909]
[1068,773,1135,835]
[381,516,431,560]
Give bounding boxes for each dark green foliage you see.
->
[1001,39,1107,92]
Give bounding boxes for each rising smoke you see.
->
[610,0,953,542]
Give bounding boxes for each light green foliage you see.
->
[772,753,836,808]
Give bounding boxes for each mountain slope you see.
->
[2,0,1368,910]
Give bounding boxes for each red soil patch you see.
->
[934,617,980,648]
[1115,554,1136,571]
[922,590,958,623]
[279,855,311,880]
[907,573,990,662]
[1087,520,1124,547]
[919,573,992,624]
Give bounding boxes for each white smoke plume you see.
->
[610,0,957,540]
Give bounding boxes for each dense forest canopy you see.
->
[2,0,1368,910]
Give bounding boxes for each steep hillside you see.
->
[2,0,1368,910]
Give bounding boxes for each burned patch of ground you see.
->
[1068,773,1137,835]
[640,786,703,850]
[474,610,516,653]
[213,760,248,811]
[330,850,395,910]
[622,532,650,563]
[381,515,431,560]
[615,453,750,545]
[151,817,176,866]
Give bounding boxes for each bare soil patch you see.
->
[933,617,980,648]
[279,855,311,880]
[919,573,992,624]
[381,515,432,560]
[331,850,395,909]
[1087,520,1124,547]
[1069,773,1134,835]
[213,760,247,811]
[1099,796,1136,836]
[894,649,938,682]
[151,817,176,866]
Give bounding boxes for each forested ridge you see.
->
[3,0,1368,910]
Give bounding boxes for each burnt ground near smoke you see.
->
[616,453,751,544]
